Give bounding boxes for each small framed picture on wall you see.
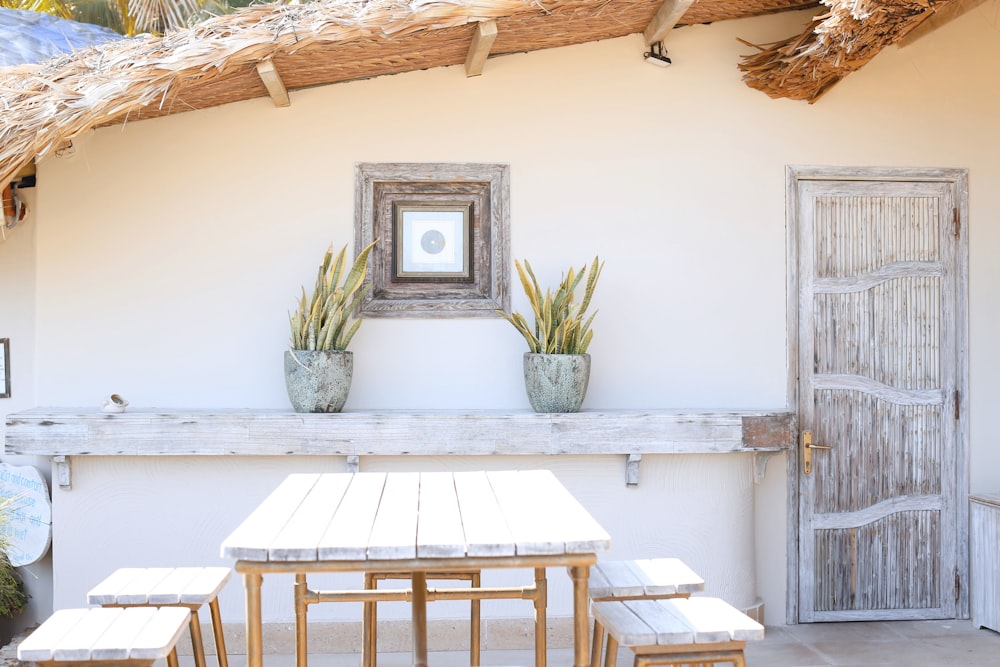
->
[0,338,9,399]
[393,202,473,282]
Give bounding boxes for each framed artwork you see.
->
[0,338,9,399]
[355,163,510,317]
[393,202,473,282]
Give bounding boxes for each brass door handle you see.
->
[802,430,832,475]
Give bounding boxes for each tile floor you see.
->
[216,619,1000,667]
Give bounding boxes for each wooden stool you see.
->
[589,558,704,667]
[18,606,191,667]
[591,597,764,667]
[87,567,230,667]
[363,570,481,667]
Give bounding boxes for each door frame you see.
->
[784,165,970,624]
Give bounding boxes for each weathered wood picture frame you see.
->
[355,162,510,317]
[0,338,9,398]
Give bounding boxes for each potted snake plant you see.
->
[285,240,376,413]
[497,256,603,412]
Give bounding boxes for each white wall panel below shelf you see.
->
[971,492,1000,631]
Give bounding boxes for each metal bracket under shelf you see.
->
[52,455,72,489]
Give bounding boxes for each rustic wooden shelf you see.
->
[4,408,794,457]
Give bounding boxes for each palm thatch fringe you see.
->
[0,0,594,187]
[738,0,952,103]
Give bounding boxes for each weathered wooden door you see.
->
[789,167,968,622]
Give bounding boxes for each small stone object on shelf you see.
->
[100,394,128,413]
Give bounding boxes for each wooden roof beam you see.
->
[643,0,695,45]
[256,59,290,107]
[465,20,498,77]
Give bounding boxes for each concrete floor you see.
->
[213,620,1000,667]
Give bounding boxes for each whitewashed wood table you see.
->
[220,470,611,667]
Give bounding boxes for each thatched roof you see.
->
[0,0,959,188]
[738,0,957,101]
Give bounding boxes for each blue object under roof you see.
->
[0,7,122,67]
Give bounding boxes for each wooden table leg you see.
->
[412,571,428,667]
[534,568,548,667]
[294,574,308,667]
[569,565,591,667]
[363,572,376,667]
[243,572,263,667]
[471,571,481,667]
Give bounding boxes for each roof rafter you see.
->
[256,59,290,107]
[465,20,498,76]
[643,0,695,45]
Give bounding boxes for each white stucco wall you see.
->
[0,192,53,638]
[3,1,1000,638]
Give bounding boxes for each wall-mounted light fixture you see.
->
[2,169,35,241]
[644,41,672,67]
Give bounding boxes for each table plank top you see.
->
[221,470,610,563]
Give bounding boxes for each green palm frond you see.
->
[12,0,262,37]
[497,256,604,355]
[0,494,29,618]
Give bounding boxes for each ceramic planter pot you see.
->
[523,352,591,413]
[284,349,353,413]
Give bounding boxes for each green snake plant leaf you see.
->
[341,241,378,299]
[338,318,364,350]
[289,239,378,351]
[500,256,602,355]
[578,257,604,316]
[515,260,542,324]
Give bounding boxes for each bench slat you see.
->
[591,600,658,646]
[146,569,197,605]
[622,599,695,645]
[588,564,615,598]
[53,608,124,661]
[89,566,232,606]
[656,599,729,643]
[19,607,191,664]
[590,558,705,599]
[115,568,176,604]
[129,607,191,660]
[628,559,705,596]
[674,597,765,641]
[595,597,764,649]
[87,568,149,605]
[592,561,644,598]
[176,566,232,604]
[18,609,92,662]
[90,607,158,660]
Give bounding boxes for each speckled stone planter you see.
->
[523,352,591,413]
[284,350,353,413]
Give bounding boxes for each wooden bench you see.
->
[18,607,191,667]
[87,567,230,667]
[591,597,764,667]
[589,559,705,667]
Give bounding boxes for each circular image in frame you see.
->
[420,229,447,255]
